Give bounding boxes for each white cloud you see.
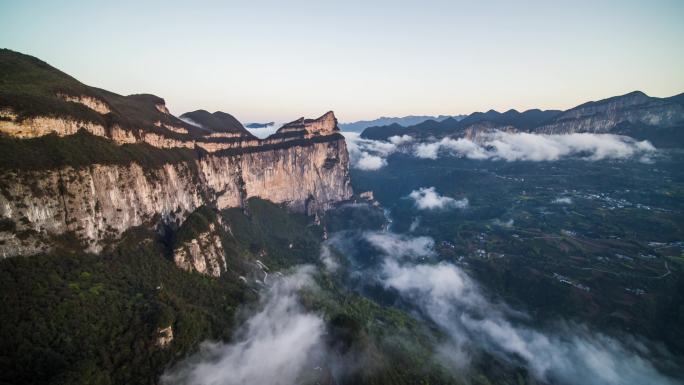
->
[409,217,421,232]
[492,218,514,227]
[161,266,324,385]
[363,232,434,259]
[553,197,573,204]
[320,244,339,272]
[343,132,410,170]
[356,153,387,170]
[415,137,488,160]
[179,117,204,128]
[408,187,469,210]
[342,130,656,170]
[388,134,414,145]
[414,132,656,162]
[246,124,280,138]
[379,258,680,385]
[328,229,681,385]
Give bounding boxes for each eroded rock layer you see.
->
[0,112,353,258]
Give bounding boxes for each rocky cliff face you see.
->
[276,111,339,136]
[359,91,684,141]
[536,91,684,134]
[0,112,353,258]
[173,221,227,277]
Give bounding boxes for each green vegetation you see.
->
[0,129,203,170]
[303,278,461,385]
[221,198,324,270]
[0,198,329,385]
[0,49,102,123]
[172,205,219,246]
[0,49,207,138]
[0,227,247,385]
[322,202,387,233]
[0,198,485,385]
[352,152,684,355]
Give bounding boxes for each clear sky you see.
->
[1,0,683,123]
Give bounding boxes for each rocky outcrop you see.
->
[536,91,684,134]
[276,111,338,136]
[155,103,170,114]
[0,108,350,155]
[57,93,111,114]
[0,51,354,267]
[0,114,109,139]
[173,222,227,277]
[0,113,353,258]
[156,326,174,348]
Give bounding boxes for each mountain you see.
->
[245,121,275,128]
[0,49,210,140]
[179,110,253,138]
[535,91,684,134]
[339,114,465,132]
[361,109,561,140]
[457,108,562,130]
[360,91,684,142]
[0,50,353,259]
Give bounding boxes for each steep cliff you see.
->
[0,50,353,259]
[0,119,352,258]
[535,91,684,134]
[172,207,228,277]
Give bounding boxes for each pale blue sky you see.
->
[1,0,683,123]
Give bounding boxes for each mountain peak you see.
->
[624,90,647,97]
[278,111,339,135]
[179,109,252,136]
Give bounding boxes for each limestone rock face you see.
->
[276,111,339,136]
[173,222,226,277]
[0,115,109,139]
[155,103,170,114]
[0,114,353,258]
[156,326,174,348]
[57,93,111,114]
[536,91,684,134]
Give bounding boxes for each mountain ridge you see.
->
[0,50,354,259]
[339,114,466,132]
[361,91,684,141]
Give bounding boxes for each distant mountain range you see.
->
[245,122,275,129]
[360,91,684,146]
[339,115,466,132]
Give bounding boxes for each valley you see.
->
[0,47,682,385]
[351,150,684,357]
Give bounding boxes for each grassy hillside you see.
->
[0,49,207,138]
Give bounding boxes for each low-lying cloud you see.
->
[363,232,434,259]
[343,132,412,170]
[320,244,340,272]
[356,153,387,170]
[408,187,469,210]
[414,132,656,162]
[161,266,324,385]
[348,230,681,385]
[345,131,656,170]
[246,125,280,138]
